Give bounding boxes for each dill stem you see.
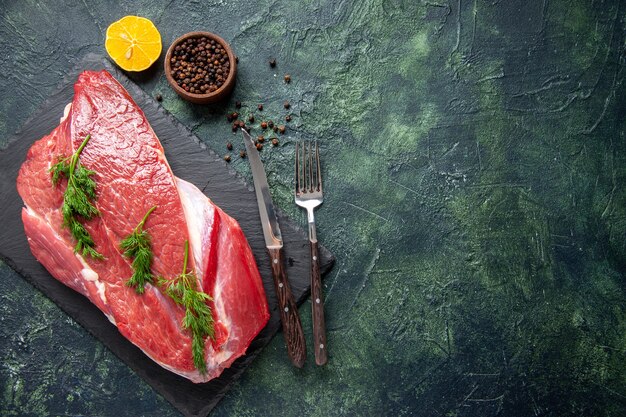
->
[69,134,91,178]
[137,205,157,230]
[182,240,189,275]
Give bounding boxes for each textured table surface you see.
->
[1,1,625,416]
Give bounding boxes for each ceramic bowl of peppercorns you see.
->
[164,31,237,104]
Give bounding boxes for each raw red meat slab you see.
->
[16,70,269,383]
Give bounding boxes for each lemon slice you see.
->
[105,16,162,72]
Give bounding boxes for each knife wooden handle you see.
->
[268,247,306,368]
[310,241,328,365]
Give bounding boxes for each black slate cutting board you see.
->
[0,55,334,417]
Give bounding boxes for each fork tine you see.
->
[299,142,304,193]
[295,142,301,194]
[302,142,309,193]
[315,141,322,192]
[307,141,314,193]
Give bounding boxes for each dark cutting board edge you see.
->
[0,54,334,417]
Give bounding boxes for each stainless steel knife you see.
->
[242,129,306,368]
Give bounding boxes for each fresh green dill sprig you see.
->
[50,134,103,259]
[121,206,158,294]
[160,240,215,373]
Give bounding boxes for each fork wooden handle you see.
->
[268,247,306,368]
[310,241,328,365]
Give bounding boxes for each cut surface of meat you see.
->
[16,70,269,383]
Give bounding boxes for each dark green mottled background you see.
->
[1,0,625,416]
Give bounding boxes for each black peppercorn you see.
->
[268,120,274,128]
[226,142,233,150]
[232,112,239,120]
[256,143,263,151]
[239,150,246,158]
[257,135,265,143]
[283,101,290,109]
[278,125,286,134]
[224,155,231,162]
[284,74,291,83]
[271,138,279,146]
[248,114,255,123]
[285,115,292,122]
[155,93,163,102]
[269,58,276,68]
[235,101,241,108]
[170,36,231,94]
[258,104,264,111]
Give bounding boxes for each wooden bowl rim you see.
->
[164,31,236,102]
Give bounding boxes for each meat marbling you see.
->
[16,70,269,383]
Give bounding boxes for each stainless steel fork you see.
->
[294,141,327,365]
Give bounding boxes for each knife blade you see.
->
[242,129,306,368]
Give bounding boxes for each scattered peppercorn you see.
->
[169,36,230,94]
[284,101,290,109]
[260,121,268,129]
[231,124,238,132]
[155,93,163,102]
[235,56,239,63]
[284,74,291,83]
[273,126,279,133]
[285,115,292,122]
[257,135,265,143]
[227,114,234,122]
[271,138,279,146]
[278,125,286,134]
[268,120,274,128]
[269,58,276,68]
[232,112,239,120]
[239,150,246,158]
[256,143,263,151]
[258,104,264,111]
[224,155,231,162]
[235,101,241,108]
[248,114,255,123]
[226,142,233,150]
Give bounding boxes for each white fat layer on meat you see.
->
[153,347,235,383]
[25,205,82,266]
[210,348,234,366]
[24,205,109,318]
[153,358,209,383]
[76,253,98,280]
[212,253,232,337]
[174,179,238,376]
[175,178,215,285]
[81,268,99,281]
[94,281,115,325]
[61,103,71,123]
